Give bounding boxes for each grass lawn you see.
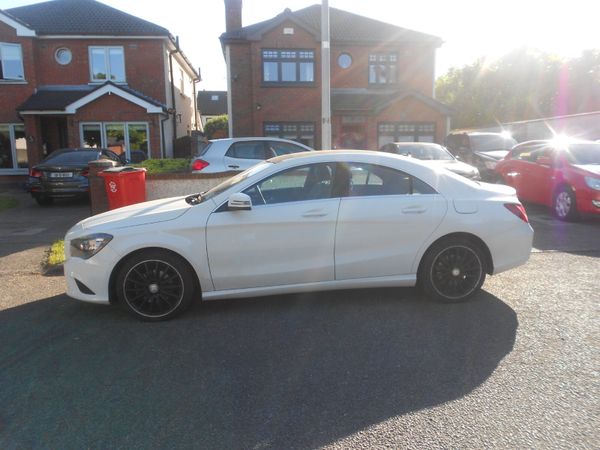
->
[0,195,18,212]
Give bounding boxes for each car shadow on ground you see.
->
[0,287,517,449]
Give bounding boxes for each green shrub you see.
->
[204,115,228,140]
[134,158,191,174]
[46,240,65,266]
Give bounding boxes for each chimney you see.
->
[224,0,242,32]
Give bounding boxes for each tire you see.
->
[553,185,579,221]
[33,194,53,206]
[419,237,486,303]
[115,249,197,321]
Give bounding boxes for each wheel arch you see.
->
[417,232,494,280]
[108,247,202,304]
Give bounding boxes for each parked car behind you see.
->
[65,150,533,321]
[445,131,517,181]
[379,142,481,180]
[26,148,125,206]
[191,137,314,173]
[495,139,600,221]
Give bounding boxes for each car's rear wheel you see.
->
[33,194,53,206]
[419,238,486,303]
[116,249,197,321]
[553,186,579,221]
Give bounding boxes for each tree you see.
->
[204,115,228,139]
[435,48,600,129]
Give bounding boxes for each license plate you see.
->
[49,172,73,178]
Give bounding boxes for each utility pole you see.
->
[321,0,332,149]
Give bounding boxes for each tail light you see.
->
[504,203,529,223]
[192,159,209,171]
[81,169,89,177]
[29,167,42,177]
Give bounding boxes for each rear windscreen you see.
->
[43,151,99,165]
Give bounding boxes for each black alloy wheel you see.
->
[116,250,196,321]
[419,238,486,303]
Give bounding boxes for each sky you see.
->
[2,0,598,91]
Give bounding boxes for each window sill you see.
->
[88,81,128,86]
[0,80,27,85]
[0,168,28,174]
[260,82,317,88]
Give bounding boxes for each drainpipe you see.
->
[168,36,181,157]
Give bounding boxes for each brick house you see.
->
[221,1,452,150]
[0,0,200,181]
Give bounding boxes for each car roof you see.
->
[390,142,442,147]
[210,137,309,144]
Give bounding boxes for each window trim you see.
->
[0,123,27,172]
[261,48,316,86]
[368,52,398,86]
[378,121,437,147]
[79,121,150,160]
[263,122,316,148]
[88,46,126,83]
[0,42,25,82]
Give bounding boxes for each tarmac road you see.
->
[0,190,599,449]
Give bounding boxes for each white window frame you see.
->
[79,122,150,159]
[88,46,126,83]
[0,123,27,172]
[0,42,25,81]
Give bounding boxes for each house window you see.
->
[81,122,149,160]
[0,43,25,81]
[369,53,397,85]
[264,122,315,148]
[378,122,436,147]
[262,49,315,84]
[0,124,27,170]
[89,46,125,82]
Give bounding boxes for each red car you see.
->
[495,139,600,221]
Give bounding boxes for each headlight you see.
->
[584,176,600,191]
[484,160,497,170]
[70,233,113,259]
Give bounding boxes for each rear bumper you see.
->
[487,222,534,274]
[26,177,89,198]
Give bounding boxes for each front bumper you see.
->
[64,244,120,304]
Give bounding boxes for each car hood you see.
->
[427,160,479,176]
[76,196,191,232]
[574,164,600,176]
[474,150,509,160]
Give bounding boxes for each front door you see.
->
[206,163,339,291]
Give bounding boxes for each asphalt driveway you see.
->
[0,189,599,449]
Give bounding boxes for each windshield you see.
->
[565,143,600,165]
[470,135,517,152]
[43,150,99,165]
[394,144,454,161]
[186,162,273,205]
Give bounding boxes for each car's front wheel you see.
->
[419,238,486,303]
[115,249,198,321]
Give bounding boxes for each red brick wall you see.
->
[0,22,36,123]
[34,38,167,103]
[331,43,436,95]
[68,94,163,158]
[228,20,442,149]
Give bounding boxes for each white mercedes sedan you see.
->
[65,151,533,321]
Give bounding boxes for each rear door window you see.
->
[226,141,267,160]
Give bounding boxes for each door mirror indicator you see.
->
[228,192,252,211]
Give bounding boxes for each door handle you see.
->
[228,164,240,169]
[401,205,426,214]
[302,209,327,218]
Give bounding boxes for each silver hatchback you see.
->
[191,137,314,173]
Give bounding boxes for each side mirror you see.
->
[227,192,252,211]
[536,156,552,166]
